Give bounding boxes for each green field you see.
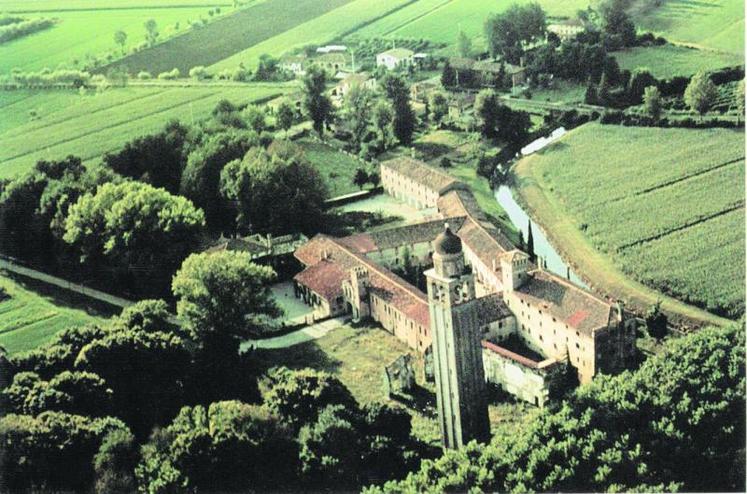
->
[104,0,354,75]
[298,139,370,197]
[351,0,589,46]
[0,275,106,354]
[522,124,745,318]
[634,0,744,55]
[614,44,743,78]
[209,0,413,71]
[0,83,292,179]
[0,6,219,74]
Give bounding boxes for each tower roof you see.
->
[434,223,462,255]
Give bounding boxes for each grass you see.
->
[253,324,537,445]
[0,83,292,179]
[514,123,743,325]
[0,0,235,10]
[634,0,744,56]
[209,0,413,71]
[529,80,586,104]
[0,7,216,74]
[613,44,744,78]
[103,0,353,75]
[298,138,370,197]
[0,274,112,355]
[351,0,589,46]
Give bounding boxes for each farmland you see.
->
[517,124,744,319]
[0,274,107,355]
[350,0,588,47]
[634,0,744,56]
[614,44,743,78]
[0,6,218,74]
[0,82,292,179]
[209,0,415,71]
[102,0,354,75]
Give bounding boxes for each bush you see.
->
[189,65,208,80]
[137,71,152,80]
[157,68,180,80]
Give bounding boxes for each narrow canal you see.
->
[494,185,587,288]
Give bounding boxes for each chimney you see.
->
[492,258,497,271]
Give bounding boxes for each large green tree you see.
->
[180,129,258,230]
[684,71,719,117]
[381,74,415,145]
[485,3,546,62]
[302,65,334,135]
[172,250,280,351]
[219,140,328,234]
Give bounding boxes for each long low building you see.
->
[292,156,637,404]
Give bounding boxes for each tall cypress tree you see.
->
[526,220,536,263]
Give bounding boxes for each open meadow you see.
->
[614,44,743,78]
[518,124,745,319]
[0,1,233,74]
[634,0,743,56]
[0,274,110,355]
[0,82,292,179]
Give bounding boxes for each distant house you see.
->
[449,57,527,89]
[376,48,415,70]
[331,72,376,103]
[547,18,585,41]
[280,54,307,76]
[314,52,348,73]
[205,233,309,271]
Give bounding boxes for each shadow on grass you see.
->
[250,340,343,376]
[391,384,437,419]
[2,270,121,320]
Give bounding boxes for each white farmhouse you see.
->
[376,48,415,70]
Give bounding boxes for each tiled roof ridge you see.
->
[481,340,539,369]
[383,157,462,191]
[328,236,429,304]
[530,268,611,309]
[444,190,514,257]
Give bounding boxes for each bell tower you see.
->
[425,224,490,449]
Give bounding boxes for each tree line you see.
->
[0,248,433,492]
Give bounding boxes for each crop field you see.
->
[524,124,745,318]
[0,83,292,179]
[297,139,370,197]
[614,45,743,78]
[209,0,413,71]
[103,0,354,75]
[0,6,218,74]
[0,0,234,10]
[351,0,589,47]
[0,275,105,355]
[634,0,744,55]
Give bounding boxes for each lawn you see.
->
[252,324,538,445]
[297,138,370,197]
[0,274,111,355]
[0,6,217,74]
[0,83,292,179]
[613,44,743,78]
[209,0,413,71]
[634,0,744,56]
[515,123,744,323]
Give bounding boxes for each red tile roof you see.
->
[294,235,431,328]
[514,270,612,335]
[293,260,347,301]
[381,157,468,196]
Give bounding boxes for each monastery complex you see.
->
[293,157,637,409]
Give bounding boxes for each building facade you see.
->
[376,48,415,70]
